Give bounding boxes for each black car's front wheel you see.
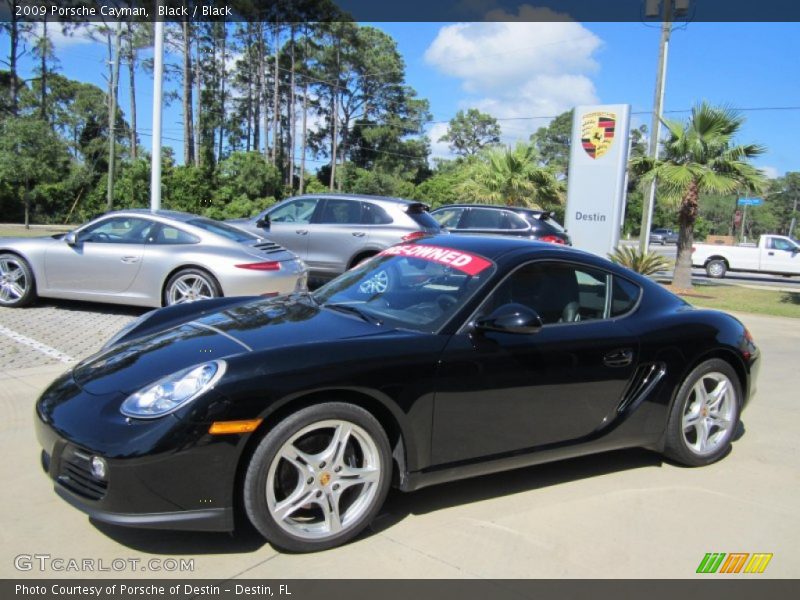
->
[664,359,742,467]
[243,403,392,552]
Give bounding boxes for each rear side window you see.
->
[317,199,363,224]
[611,277,641,317]
[432,207,465,228]
[504,211,530,230]
[462,208,504,229]
[149,224,199,245]
[361,202,393,225]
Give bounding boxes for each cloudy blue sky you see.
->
[4,18,799,177]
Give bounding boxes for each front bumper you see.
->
[35,378,241,532]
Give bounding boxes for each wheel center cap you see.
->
[701,407,708,417]
[319,472,331,486]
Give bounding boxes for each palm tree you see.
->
[459,143,565,210]
[632,103,766,289]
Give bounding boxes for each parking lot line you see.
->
[0,324,75,364]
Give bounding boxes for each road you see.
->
[0,300,798,578]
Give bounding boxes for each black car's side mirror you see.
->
[255,215,270,229]
[64,231,78,246]
[475,303,543,335]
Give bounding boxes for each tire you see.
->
[243,402,392,552]
[0,253,36,308]
[663,358,742,467]
[705,259,727,279]
[349,251,377,270]
[163,268,221,306]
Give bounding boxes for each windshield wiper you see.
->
[324,303,382,325]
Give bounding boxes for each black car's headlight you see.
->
[120,360,226,419]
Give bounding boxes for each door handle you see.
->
[352,231,366,237]
[120,256,139,264]
[295,230,308,235]
[604,348,634,368]
[768,251,775,256]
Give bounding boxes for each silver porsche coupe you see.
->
[0,210,307,308]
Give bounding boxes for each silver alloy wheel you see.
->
[707,261,725,277]
[0,257,28,305]
[266,419,381,540]
[682,372,736,456]
[167,273,215,305]
[358,270,389,295]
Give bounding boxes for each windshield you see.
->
[312,244,496,333]
[187,218,260,243]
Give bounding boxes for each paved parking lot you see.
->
[0,303,798,578]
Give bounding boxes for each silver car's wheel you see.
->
[664,358,741,467]
[358,269,390,295]
[0,254,35,308]
[244,403,392,552]
[165,269,220,306]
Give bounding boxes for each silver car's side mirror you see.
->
[64,231,78,246]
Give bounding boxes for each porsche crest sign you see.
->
[580,111,616,159]
[566,104,631,257]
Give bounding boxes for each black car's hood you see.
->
[73,296,385,395]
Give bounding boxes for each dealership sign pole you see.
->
[150,13,165,212]
[565,104,632,257]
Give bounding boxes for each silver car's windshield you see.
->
[313,244,496,333]
[188,218,260,243]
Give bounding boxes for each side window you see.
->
[483,262,610,325]
[317,199,362,225]
[433,207,465,229]
[503,211,530,230]
[770,238,794,251]
[149,224,200,245]
[611,276,641,317]
[80,217,154,244]
[361,202,393,225]
[268,198,319,224]
[462,208,504,229]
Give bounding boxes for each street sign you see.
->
[737,197,763,206]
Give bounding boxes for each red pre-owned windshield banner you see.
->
[379,244,493,276]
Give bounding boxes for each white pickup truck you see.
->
[692,234,800,278]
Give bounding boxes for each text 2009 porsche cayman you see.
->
[35,234,759,552]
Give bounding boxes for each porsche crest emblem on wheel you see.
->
[580,111,616,159]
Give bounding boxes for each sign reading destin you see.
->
[565,104,631,257]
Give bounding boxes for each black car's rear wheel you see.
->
[664,359,741,466]
[243,403,392,552]
[0,253,36,307]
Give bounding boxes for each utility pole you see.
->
[150,14,164,211]
[639,0,676,252]
[106,21,122,211]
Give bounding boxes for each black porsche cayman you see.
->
[36,234,759,552]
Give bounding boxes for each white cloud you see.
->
[25,22,102,51]
[426,121,454,161]
[424,5,603,151]
[759,165,780,179]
